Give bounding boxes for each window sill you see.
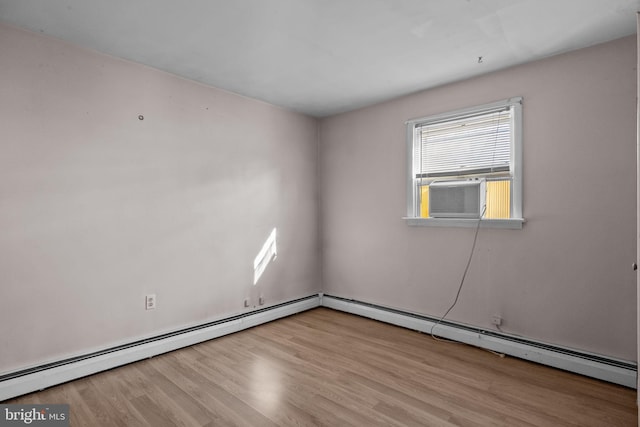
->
[404,217,524,229]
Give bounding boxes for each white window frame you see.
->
[405,97,524,229]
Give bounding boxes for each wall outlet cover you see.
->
[146,294,156,310]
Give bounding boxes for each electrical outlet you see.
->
[491,315,502,326]
[258,295,265,306]
[244,298,250,308]
[145,294,156,310]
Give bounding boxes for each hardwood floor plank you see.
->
[85,370,148,427]
[3,308,636,426]
[153,352,280,427]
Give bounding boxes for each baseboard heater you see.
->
[1,292,635,401]
[0,295,320,402]
[320,294,637,389]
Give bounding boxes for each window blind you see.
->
[416,107,512,178]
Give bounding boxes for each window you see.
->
[406,97,523,228]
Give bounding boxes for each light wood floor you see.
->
[5,308,637,426]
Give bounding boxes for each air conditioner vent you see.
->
[429,180,485,218]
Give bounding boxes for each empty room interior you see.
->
[1,1,640,425]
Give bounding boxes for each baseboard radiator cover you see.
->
[0,295,320,402]
[320,294,637,389]
[2,293,635,401]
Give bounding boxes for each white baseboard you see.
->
[2,292,635,402]
[0,295,320,402]
[322,295,637,389]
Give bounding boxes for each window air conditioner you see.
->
[429,179,485,218]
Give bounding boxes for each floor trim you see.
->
[321,294,637,389]
[2,292,636,401]
[0,295,320,402]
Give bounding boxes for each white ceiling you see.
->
[1,0,638,117]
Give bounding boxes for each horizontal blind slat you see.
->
[417,108,512,177]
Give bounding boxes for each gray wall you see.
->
[319,35,637,361]
[1,21,636,373]
[0,23,320,373]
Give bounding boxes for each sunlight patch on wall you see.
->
[253,228,277,285]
